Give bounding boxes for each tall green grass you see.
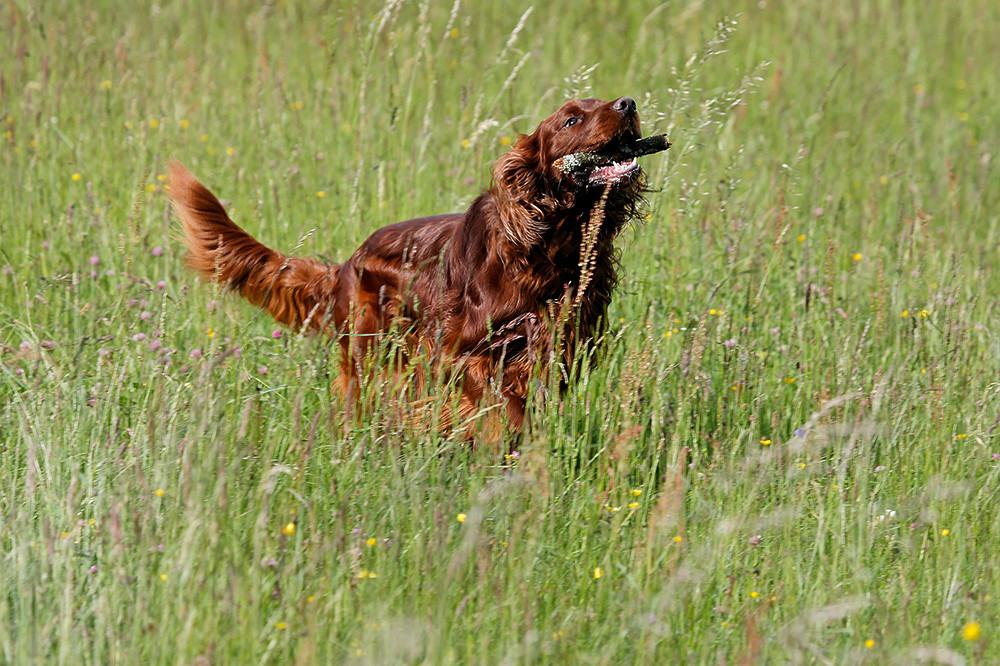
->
[2,0,999,662]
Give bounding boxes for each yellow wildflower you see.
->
[962,621,981,641]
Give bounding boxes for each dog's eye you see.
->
[563,116,580,128]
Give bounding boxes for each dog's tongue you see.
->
[589,158,639,184]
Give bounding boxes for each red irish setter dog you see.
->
[170,97,648,430]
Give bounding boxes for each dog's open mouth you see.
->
[553,134,669,186]
[587,157,640,185]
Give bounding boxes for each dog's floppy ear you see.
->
[490,131,554,249]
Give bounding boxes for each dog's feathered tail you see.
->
[168,161,339,332]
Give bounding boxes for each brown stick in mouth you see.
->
[553,134,671,173]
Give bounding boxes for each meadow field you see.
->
[3,0,999,662]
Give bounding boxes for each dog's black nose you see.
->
[612,97,636,115]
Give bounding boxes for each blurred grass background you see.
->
[2,0,999,662]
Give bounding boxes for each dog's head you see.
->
[491,97,646,248]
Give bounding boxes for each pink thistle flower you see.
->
[140,311,152,321]
[258,366,268,375]
[132,333,146,342]
[723,338,737,349]
[151,246,164,257]
[189,349,202,360]
[271,330,282,339]
[89,255,100,266]
[156,281,166,290]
